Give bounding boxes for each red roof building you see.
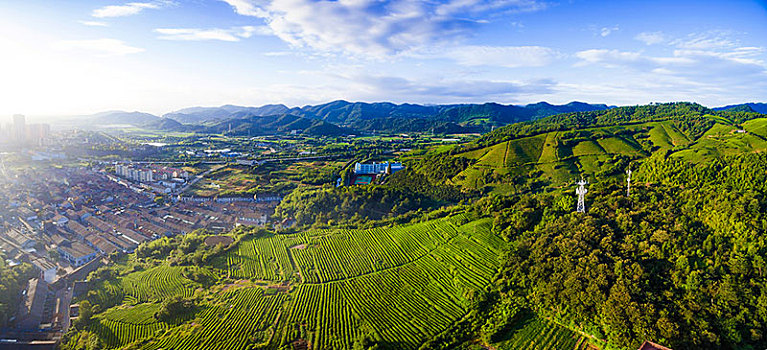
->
[638,341,672,350]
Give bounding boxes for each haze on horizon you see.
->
[1,0,766,117]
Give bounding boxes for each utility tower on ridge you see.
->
[626,166,632,197]
[576,178,588,213]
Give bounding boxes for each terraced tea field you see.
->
[87,216,509,349]
[451,121,697,190]
[497,315,599,350]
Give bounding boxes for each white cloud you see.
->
[263,51,291,57]
[155,26,271,42]
[318,68,555,101]
[578,31,766,78]
[574,46,766,84]
[635,31,665,45]
[54,39,144,56]
[600,26,619,37]
[355,75,556,99]
[219,0,268,17]
[218,0,549,57]
[444,45,558,68]
[92,1,174,18]
[569,30,767,106]
[79,20,109,27]
[575,49,643,66]
[671,31,737,50]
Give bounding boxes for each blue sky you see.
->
[0,0,766,116]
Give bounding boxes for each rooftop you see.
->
[638,341,673,350]
[60,241,96,258]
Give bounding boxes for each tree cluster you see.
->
[489,154,767,349]
[274,169,469,227]
[0,256,37,326]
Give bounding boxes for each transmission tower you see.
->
[575,178,588,213]
[626,166,632,197]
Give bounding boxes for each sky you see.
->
[0,0,766,117]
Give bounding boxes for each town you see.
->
[0,114,422,348]
[0,161,279,342]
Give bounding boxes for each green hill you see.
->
[416,103,766,193]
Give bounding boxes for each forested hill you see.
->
[151,100,611,134]
[492,154,767,349]
[412,102,767,193]
[162,104,291,124]
[474,102,751,146]
[715,102,767,114]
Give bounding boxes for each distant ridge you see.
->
[163,104,290,124]
[81,101,764,136]
[151,100,613,134]
[86,110,160,126]
[524,101,611,118]
[714,102,767,114]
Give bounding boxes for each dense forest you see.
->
[274,169,470,227]
[466,153,767,350]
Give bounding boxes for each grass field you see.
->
[452,126,647,189]
[447,120,750,191]
[86,215,510,350]
[647,122,691,149]
[742,118,767,137]
[673,123,767,161]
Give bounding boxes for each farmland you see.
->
[80,215,510,349]
[119,266,199,302]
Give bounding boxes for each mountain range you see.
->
[78,100,764,136]
[713,102,767,114]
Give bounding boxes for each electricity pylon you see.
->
[576,178,588,213]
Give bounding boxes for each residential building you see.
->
[17,277,47,330]
[30,257,57,283]
[115,164,153,183]
[58,241,98,267]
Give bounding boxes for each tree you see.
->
[155,296,195,322]
[353,332,380,350]
[74,300,93,328]
[61,330,102,350]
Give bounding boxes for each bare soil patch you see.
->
[204,235,234,247]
